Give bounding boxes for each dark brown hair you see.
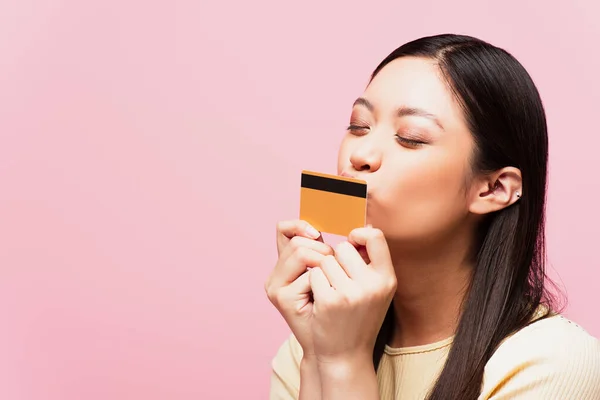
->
[370,34,561,400]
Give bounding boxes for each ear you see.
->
[469,167,522,215]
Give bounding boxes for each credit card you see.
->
[299,170,367,237]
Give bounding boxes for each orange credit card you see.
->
[299,170,367,237]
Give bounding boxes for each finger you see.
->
[275,247,326,286]
[276,220,322,256]
[277,220,321,240]
[280,236,334,260]
[348,227,393,273]
[357,245,370,264]
[333,241,366,279]
[287,270,311,294]
[309,267,334,302]
[319,255,351,290]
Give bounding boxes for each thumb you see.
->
[348,227,393,273]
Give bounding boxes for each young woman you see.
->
[264,34,600,400]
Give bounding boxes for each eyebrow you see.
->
[352,97,445,131]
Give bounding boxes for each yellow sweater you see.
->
[270,314,600,399]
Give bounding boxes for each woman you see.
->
[264,34,600,400]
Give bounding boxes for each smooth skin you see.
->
[265,56,522,399]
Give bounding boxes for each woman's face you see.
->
[337,56,477,244]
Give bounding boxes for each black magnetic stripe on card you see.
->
[301,173,367,198]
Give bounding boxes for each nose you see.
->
[349,136,382,173]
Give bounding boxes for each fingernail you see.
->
[306,225,320,238]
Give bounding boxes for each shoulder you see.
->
[488,313,600,366]
[480,314,600,399]
[269,334,303,399]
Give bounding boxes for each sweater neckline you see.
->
[384,335,454,356]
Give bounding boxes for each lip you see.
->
[340,170,371,198]
[340,171,369,189]
[340,171,358,179]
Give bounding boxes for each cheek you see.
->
[369,150,470,238]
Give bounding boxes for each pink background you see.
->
[0,0,598,399]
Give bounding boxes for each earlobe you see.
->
[468,167,522,215]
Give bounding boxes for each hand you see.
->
[309,227,397,365]
[265,220,334,359]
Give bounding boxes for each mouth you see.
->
[340,171,360,180]
[340,171,372,200]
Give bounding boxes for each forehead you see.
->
[362,56,463,124]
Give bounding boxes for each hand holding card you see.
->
[299,170,367,237]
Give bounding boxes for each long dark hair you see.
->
[370,34,560,399]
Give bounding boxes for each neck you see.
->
[387,230,475,349]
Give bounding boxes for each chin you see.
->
[365,198,386,227]
[365,212,400,238]
[365,213,385,231]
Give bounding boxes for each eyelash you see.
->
[346,125,426,147]
[346,124,368,134]
[395,134,426,147]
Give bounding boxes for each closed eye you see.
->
[347,125,370,135]
[395,134,426,147]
